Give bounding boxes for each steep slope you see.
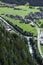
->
[0,22,37,65]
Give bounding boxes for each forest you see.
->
[0,0,43,5]
[0,22,38,65]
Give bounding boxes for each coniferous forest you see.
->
[0,22,38,65]
[0,0,43,6]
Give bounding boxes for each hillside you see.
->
[0,0,43,6]
[0,22,38,65]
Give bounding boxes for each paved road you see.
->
[26,36,34,56]
[0,17,43,57]
[25,19,43,57]
[26,19,43,57]
[0,17,34,56]
[34,22,43,58]
[37,28,43,57]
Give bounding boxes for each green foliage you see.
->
[0,22,37,65]
[30,38,43,65]
[40,45,43,53]
[0,5,39,36]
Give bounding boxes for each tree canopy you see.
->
[0,22,38,65]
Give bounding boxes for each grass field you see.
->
[0,5,40,36]
[34,19,43,27]
[40,45,43,53]
[1,15,37,36]
[0,5,39,17]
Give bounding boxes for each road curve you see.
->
[0,16,43,57]
[34,22,43,58]
[0,17,34,56]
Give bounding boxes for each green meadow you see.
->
[0,5,40,36]
[40,45,43,53]
[0,5,39,17]
[1,15,37,36]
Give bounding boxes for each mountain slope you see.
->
[0,0,43,6]
[0,22,38,65]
